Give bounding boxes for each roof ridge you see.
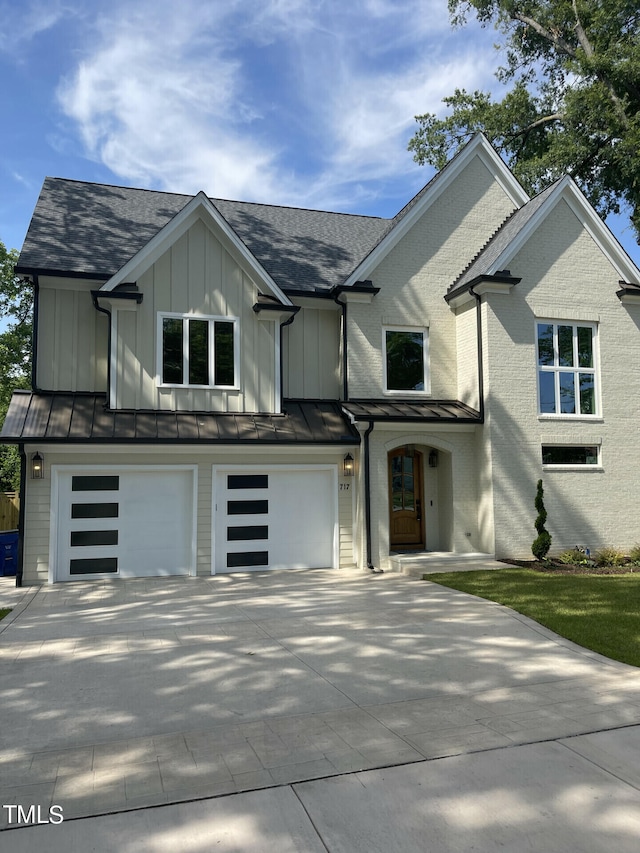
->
[43,176,385,221]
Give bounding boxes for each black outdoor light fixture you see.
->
[343,452,354,477]
[428,449,438,468]
[31,452,44,479]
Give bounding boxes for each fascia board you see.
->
[341,134,528,289]
[100,192,293,306]
[489,177,640,284]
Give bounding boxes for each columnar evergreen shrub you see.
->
[532,479,551,560]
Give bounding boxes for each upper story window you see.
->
[159,313,238,388]
[536,321,597,416]
[383,327,429,394]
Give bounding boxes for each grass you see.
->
[425,568,640,667]
[0,608,10,621]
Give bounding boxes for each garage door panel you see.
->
[214,466,336,573]
[55,467,195,582]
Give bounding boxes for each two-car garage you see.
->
[52,464,338,582]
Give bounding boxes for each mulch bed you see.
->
[500,559,638,575]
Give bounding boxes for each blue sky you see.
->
[1,0,638,265]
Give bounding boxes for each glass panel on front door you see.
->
[389,449,424,550]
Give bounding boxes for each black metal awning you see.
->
[342,399,481,422]
[1,392,360,445]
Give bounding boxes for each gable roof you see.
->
[100,191,292,306]
[16,177,388,294]
[448,176,640,301]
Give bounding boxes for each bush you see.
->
[557,549,591,566]
[531,479,552,560]
[594,547,628,567]
[629,544,640,564]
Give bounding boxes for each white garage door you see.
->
[213,466,337,573]
[54,467,196,581]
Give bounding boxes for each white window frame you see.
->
[536,320,599,418]
[541,444,602,470]
[157,312,240,390]
[382,326,430,396]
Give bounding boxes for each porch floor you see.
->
[388,551,516,578]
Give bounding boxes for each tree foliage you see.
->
[409,0,640,238]
[532,478,552,559]
[0,240,32,491]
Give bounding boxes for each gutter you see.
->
[30,275,39,390]
[15,444,26,587]
[363,420,382,573]
[91,292,113,407]
[469,283,485,423]
[331,292,348,400]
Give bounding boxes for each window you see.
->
[160,314,238,388]
[542,446,599,466]
[384,328,428,393]
[537,322,597,415]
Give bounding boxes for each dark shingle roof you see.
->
[0,392,360,444]
[16,178,389,294]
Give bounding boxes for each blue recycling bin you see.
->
[0,531,18,576]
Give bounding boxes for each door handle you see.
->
[416,498,422,522]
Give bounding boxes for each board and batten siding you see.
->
[113,220,278,412]
[282,305,341,399]
[36,279,108,392]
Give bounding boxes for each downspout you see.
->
[469,284,485,423]
[30,275,40,390]
[332,293,348,400]
[15,444,26,587]
[279,312,297,413]
[91,292,112,409]
[363,420,382,572]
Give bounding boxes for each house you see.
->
[4,134,640,585]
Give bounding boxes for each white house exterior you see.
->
[4,134,640,584]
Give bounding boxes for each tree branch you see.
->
[511,11,577,58]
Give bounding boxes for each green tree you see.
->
[532,478,552,559]
[0,240,32,491]
[409,0,640,238]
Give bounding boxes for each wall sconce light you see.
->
[428,449,438,468]
[343,452,354,477]
[31,451,44,479]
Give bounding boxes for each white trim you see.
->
[342,135,528,289]
[100,192,293,307]
[274,319,282,414]
[156,311,240,390]
[382,325,430,395]
[49,464,198,583]
[211,463,339,575]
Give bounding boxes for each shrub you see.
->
[532,479,552,560]
[557,549,591,566]
[629,544,640,564]
[594,547,627,567]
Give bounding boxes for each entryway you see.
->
[388,447,425,550]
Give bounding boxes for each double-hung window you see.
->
[536,321,597,416]
[383,327,429,394]
[160,313,238,388]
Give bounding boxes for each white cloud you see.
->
[55,0,498,211]
[0,0,76,54]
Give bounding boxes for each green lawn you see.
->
[0,608,10,621]
[425,568,640,667]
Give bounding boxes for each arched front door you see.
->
[388,447,425,550]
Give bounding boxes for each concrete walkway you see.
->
[1,568,640,849]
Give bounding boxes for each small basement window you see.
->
[542,445,599,466]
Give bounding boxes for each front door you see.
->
[389,448,424,550]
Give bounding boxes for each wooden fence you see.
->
[0,493,19,531]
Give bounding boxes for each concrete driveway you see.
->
[2,567,640,850]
